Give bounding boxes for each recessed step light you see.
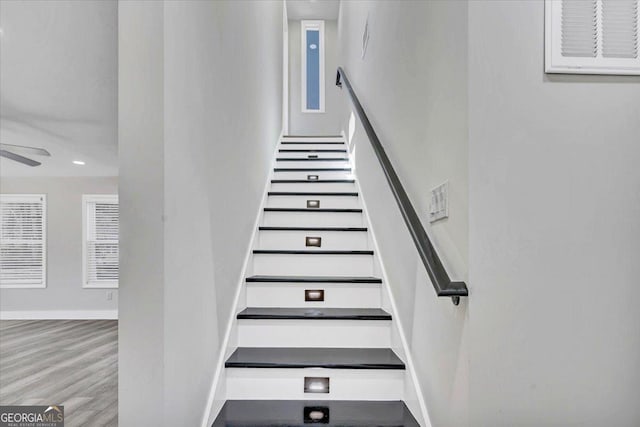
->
[73,160,85,165]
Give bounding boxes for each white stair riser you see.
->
[278,143,346,151]
[257,230,369,250]
[276,160,351,169]
[277,151,348,159]
[262,211,363,227]
[253,254,373,276]
[281,137,345,143]
[270,182,357,192]
[266,195,360,209]
[237,320,391,348]
[272,171,354,181]
[226,368,404,400]
[246,283,382,308]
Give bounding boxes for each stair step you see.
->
[281,141,345,145]
[257,228,369,250]
[271,179,355,184]
[259,226,367,231]
[274,167,352,172]
[225,347,405,369]
[264,208,362,213]
[246,275,382,283]
[276,157,350,161]
[268,192,358,196]
[279,149,347,152]
[237,307,391,320]
[212,400,420,427]
[253,250,373,255]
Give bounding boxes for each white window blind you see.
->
[83,195,118,288]
[0,194,46,288]
[545,0,640,75]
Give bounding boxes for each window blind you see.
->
[84,195,118,288]
[546,0,640,74]
[0,194,46,288]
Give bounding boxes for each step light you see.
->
[307,174,319,181]
[305,236,322,247]
[308,154,319,159]
[304,406,329,423]
[305,289,325,302]
[307,200,320,208]
[304,377,330,394]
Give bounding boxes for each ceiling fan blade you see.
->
[0,150,42,167]
[0,143,51,157]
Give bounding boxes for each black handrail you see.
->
[336,67,468,305]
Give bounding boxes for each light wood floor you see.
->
[0,320,118,427]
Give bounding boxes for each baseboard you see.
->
[0,310,118,320]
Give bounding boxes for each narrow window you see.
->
[545,0,640,75]
[0,194,47,288]
[83,195,119,288]
[302,20,325,112]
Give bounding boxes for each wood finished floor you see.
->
[0,320,118,427]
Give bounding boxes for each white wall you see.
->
[0,177,118,317]
[118,1,283,426]
[337,2,469,426]
[288,19,343,135]
[467,2,640,426]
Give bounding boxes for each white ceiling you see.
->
[0,0,118,177]
[287,0,340,20]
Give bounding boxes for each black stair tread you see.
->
[253,250,373,255]
[271,179,355,183]
[274,168,352,172]
[268,191,358,196]
[259,226,367,231]
[279,149,348,152]
[212,400,420,427]
[283,135,344,138]
[225,347,405,370]
[246,275,382,283]
[276,157,350,161]
[237,307,391,320]
[281,141,346,145]
[264,208,362,213]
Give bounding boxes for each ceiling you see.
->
[287,0,340,20]
[0,0,118,177]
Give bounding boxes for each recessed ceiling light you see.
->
[73,160,85,165]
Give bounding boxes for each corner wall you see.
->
[118,1,283,426]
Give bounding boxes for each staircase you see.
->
[212,135,422,426]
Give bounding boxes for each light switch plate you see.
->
[429,181,449,223]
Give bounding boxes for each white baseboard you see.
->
[0,310,118,320]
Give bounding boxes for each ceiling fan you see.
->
[0,143,51,167]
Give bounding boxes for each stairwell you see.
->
[212,135,421,426]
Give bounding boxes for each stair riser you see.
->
[245,283,382,308]
[279,144,346,151]
[281,137,345,143]
[266,195,360,209]
[225,368,404,400]
[262,211,363,227]
[272,171,353,181]
[277,151,348,159]
[237,320,391,348]
[275,160,351,169]
[257,230,368,250]
[270,182,357,192]
[253,254,373,276]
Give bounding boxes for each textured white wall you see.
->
[0,177,118,315]
[288,19,343,135]
[467,2,640,426]
[118,1,282,426]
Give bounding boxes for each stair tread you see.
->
[281,141,345,145]
[276,158,350,161]
[212,400,420,426]
[253,249,373,255]
[274,168,352,172]
[237,307,391,320]
[268,192,358,196]
[259,226,367,231]
[225,347,405,370]
[271,179,355,183]
[246,275,382,283]
[264,208,362,212]
[279,149,347,152]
